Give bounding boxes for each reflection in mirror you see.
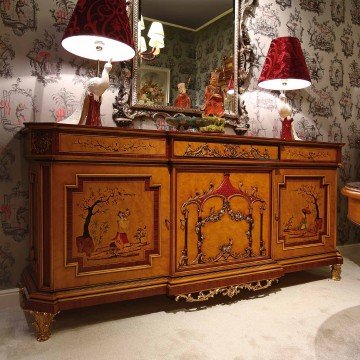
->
[133,0,237,116]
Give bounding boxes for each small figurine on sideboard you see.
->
[203,71,224,117]
[174,82,191,109]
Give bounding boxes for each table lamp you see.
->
[61,0,135,126]
[258,37,311,140]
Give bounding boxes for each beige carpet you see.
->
[1,245,360,360]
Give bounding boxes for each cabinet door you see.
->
[50,163,170,289]
[174,170,271,273]
[272,169,337,259]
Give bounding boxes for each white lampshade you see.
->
[140,36,147,52]
[62,35,135,62]
[139,15,145,31]
[137,27,142,50]
[258,78,311,91]
[148,21,164,39]
[149,34,165,49]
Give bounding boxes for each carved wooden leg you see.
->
[331,264,342,281]
[27,310,59,342]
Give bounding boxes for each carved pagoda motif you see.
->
[179,173,267,268]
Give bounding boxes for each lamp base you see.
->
[280,117,294,141]
[83,94,102,126]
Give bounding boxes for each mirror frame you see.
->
[113,0,256,132]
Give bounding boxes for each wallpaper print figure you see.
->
[0,146,15,182]
[309,87,335,117]
[347,122,360,149]
[50,0,75,32]
[339,88,353,121]
[329,55,343,90]
[308,18,336,53]
[295,117,317,141]
[340,26,354,58]
[0,0,38,36]
[0,243,15,286]
[286,9,304,40]
[0,78,38,131]
[0,90,11,117]
[328,118,343,143]
[350,0,360,25]
[304,50,324,82]
[349,61,360,87]
[50,86,79,122]
[250,4,280,38]
[0,35,15,78]
[331,0,345,26]
[0,182,29,242]
[300,0,325,14]
[26,31,62,86]
[276,0,291,11]
[15,103,26,124]
[356,96,360,119]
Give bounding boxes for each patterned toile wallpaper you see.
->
[0,0,359,289]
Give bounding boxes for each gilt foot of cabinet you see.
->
[25,310,59,342]
[331,264,342,281]
[19,285,59,342]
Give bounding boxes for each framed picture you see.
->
[137,65,170,106]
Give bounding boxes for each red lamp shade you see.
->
[61,0,135,62]
[258,37,311,90]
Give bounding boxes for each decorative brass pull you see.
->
[165,219,170,230]
[275,215,279,221]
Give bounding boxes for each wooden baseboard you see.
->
[0,288,19,308]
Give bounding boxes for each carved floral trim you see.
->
[72,138,156,153]
[31,132,52,154]
[183,143,271,159]
[283,149,331,161]
[175,279,278,302]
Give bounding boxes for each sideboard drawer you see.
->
[173,140,278,160]
[280,145,338,162]
[58,133,167,157]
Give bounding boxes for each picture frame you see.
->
[137,65,170,106]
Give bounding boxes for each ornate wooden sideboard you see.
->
[20,123,343,341]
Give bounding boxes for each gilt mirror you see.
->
[113,0,256,131]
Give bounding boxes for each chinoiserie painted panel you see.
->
[273,169,337,259]
[65,175,161,275]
